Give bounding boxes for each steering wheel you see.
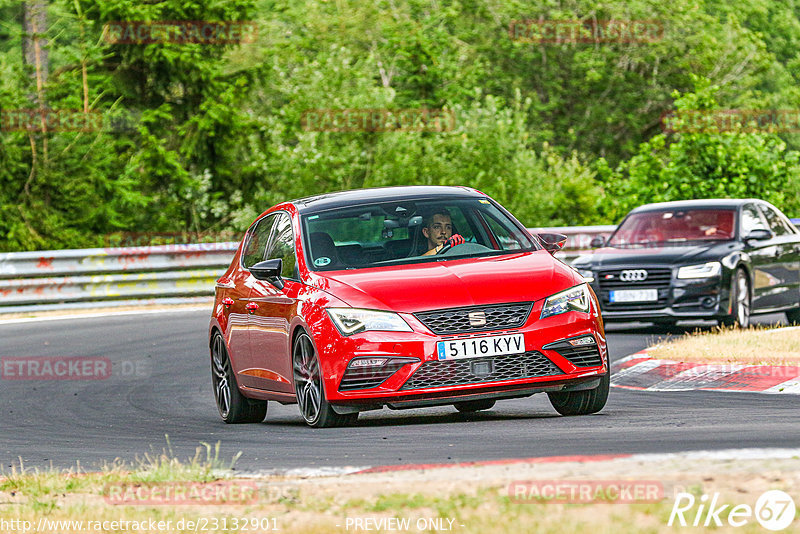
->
[436,242,453,255]
[436,242,492,256]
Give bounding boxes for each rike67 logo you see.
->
[669,490,796,531]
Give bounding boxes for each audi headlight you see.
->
[576,269,594,282]
[540,284,592,320]
[677,262,722,279]
[327,308,413,336]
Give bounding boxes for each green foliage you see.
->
[3,0,800,251]
[603,78,800,221]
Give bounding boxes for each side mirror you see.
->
[538,233,568,254]
[250,258,285,289]
[744,229,773,243]
[590,236,605,249]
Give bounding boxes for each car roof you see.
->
[291,185,485,213]
[629,199,766,213]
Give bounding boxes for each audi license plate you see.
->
[437,334,524,360]
[609,289,658,303]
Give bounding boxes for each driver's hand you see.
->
[445,234,465,247]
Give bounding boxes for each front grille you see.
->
[597,268,672,288]
[339,362,409,391]
[414,303,533,335]
[597,267,672,310]
[400,351,562,390]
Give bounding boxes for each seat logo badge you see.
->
[468,311,487,326]
[620,269,648,282]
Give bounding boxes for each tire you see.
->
[454,399,496,413]
[721,268,751,328]
[547,372,609,416]
[210,333,268,424]
[786,308,800,325]
[293,331,358,428]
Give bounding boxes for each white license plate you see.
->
[437,334,524,360]
[609,289,658,303]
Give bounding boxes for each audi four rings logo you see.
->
[468,311,487,326]
[620,269,648,282]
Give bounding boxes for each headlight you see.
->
[327,308,413,336]
[576,269,594,282]
[677,262,722,279]
[540,284,592,319]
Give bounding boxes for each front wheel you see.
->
[210,333,268,423]
[293,331,358,428]
[547,372,609,416]
[721,268,751,328]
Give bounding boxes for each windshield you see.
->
[608,209,736,247]
[301,197,538,271]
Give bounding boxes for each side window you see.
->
[265,213,298,279]
[242,214,277,269]
[740,205,768,236]
[760,205,796,236]
[481,212,524,250]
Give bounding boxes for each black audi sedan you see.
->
[571,199,800,327]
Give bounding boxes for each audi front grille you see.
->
[597,267,671,310]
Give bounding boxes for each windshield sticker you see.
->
[314,257,332,267]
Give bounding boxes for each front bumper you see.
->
[588,270,731,322]
[317,300,607,407]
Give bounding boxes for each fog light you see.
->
[701,296,716,309]
[568,336,596,347]
[350,358,388,368]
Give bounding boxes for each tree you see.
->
[601,77,800,221]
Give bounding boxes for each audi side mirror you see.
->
[538,233,568,254]
[250,258,285,289]
[590,236,605,248]
[744,229,773,243]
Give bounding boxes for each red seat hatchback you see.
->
[209,186,609,427]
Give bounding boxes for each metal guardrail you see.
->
[0,243,238,312]
[0,227,617,312]
[6,219,799,312]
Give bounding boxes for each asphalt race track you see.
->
[1,310,797,473]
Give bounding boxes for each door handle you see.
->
[245,302,259,313]
[222,297,234,308]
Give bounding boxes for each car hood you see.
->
[307,251,581,313]
[572,242,736,268]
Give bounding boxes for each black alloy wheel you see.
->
[292,331,358,428]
